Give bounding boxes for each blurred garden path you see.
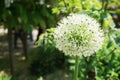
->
[0,27,72,80]
[0,27,38,78]
[0,27,38,57]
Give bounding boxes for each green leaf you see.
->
[52,7,60,14]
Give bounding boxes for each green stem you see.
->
[75,56,79,80]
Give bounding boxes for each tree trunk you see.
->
[22,32,28,60]
[8,28,14,75]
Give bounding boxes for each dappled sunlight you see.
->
[18,56,26,61]
[0,70,10,77]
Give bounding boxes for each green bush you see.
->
[28,44,69,77]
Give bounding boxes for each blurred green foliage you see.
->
[0,77,11,80]
[28,44,69,77]
[0,0,56,32]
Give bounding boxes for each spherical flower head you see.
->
[54,14,104,57]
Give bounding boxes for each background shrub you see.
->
[28,44,69,77]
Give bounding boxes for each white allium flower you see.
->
[54,14,104,57]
